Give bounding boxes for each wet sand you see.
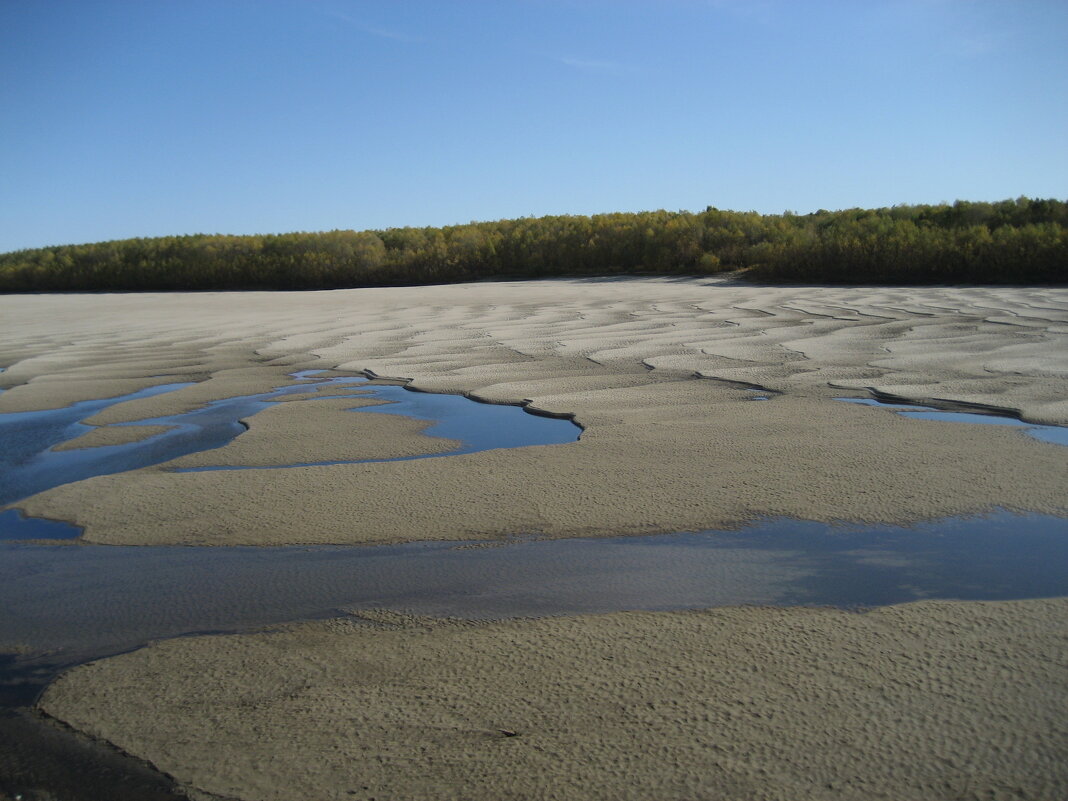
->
[2,278,1067,799]
[39,602,1068,801]
[51,424,175,450]
[165,394,461,468]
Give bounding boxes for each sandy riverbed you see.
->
[2,278,1067,799]
[2,279,1066,545]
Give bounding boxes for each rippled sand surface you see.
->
[3,278,1068,800]
[41,602,1068,801]
[2,279,1065,545]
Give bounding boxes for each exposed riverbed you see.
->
[2,281,1066,801]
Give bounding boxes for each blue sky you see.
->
[2,0,1066,252]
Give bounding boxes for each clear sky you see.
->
[2,0,1066,253]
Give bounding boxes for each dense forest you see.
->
[1,198,1065,292]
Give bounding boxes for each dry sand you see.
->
[2,278,1068,800]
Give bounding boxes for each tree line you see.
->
[1,197,1064,292]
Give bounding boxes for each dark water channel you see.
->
[3,512,1067,676]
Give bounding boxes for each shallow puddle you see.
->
[836,396,1068,445]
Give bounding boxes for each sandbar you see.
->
[40,600,1068,800]
[164,396,460,468]
[51,424,175,451]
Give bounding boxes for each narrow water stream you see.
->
[835,395,1068,445]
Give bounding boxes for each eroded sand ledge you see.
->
[3,279,1067,800]
[1,279,1066,545]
